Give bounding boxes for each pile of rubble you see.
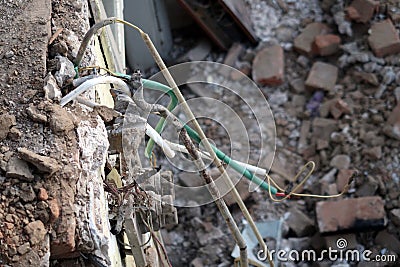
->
[163,0,400,266]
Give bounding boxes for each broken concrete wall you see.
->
[0,0,120,265]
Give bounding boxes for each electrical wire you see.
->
[60,76,131,107]
[70,18,355,267]
[163,139,212,160]
[61,79,174,158]
[145,124,175,158]
[78,66,178,159]
[71,67,354,200]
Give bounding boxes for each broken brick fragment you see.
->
[305,62,338,91]
[294,22,331,56]
[316,196,386,233]
[346,0,379,23]
[252,45,284,86]
[37,188,49,201]
[312,34,341,56]
[346,6,361,21]
[336,169,355,192]
[329,98,352,119]
[368,19,400,57]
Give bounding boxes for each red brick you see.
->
[346,0,379,23]
[294,22,331,56]
[329,98,352,119]
[48,198,60,223]
[346,6,361,21]
[37,188,48,201]
[252,45,284,86]
[336,169,355,192]
[368,19,400,57]
[305,62,338,91]
[312,34,341,56]
[316,196,386,233]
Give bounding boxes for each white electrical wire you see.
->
[145,124,175,158]
[163,139,212,160]
[63,76,176,157]
[60,76,131,107]
[163,139,269,176]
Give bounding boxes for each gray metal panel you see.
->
[124,0,173,70]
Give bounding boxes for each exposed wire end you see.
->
[265,161,354,202]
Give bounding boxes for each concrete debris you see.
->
[24,220,47,245]
[353,71,379,86]
[252,45,284,86]
[6,156,34,181]
[330,154,351,170]
[178,38,211,62]
[8,127,22,141]
[18,147,60,173]
[355,175,379,197]
[0,113,16,140]
[17,242,31,255]
[384,103,400,140]
[286,207,315,237]
[368,19,400,57]
[289,78,306,93]
[26,104,47,123]
[362,146,382,160]
[375,230,400,255]
[390,209,400,227]
[20,184,36,202]
[48,105,75,133]
[43,73,62,101]
[305,62,338,91]
[54,56,75,87]
[316,196,386,233]
[312,118,338,140]
[222,43,244,68]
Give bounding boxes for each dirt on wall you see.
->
[0,0,105,265]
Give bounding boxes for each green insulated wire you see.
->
[142,79,178,158]
[183,124,277,194]
[142,79,278,194]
